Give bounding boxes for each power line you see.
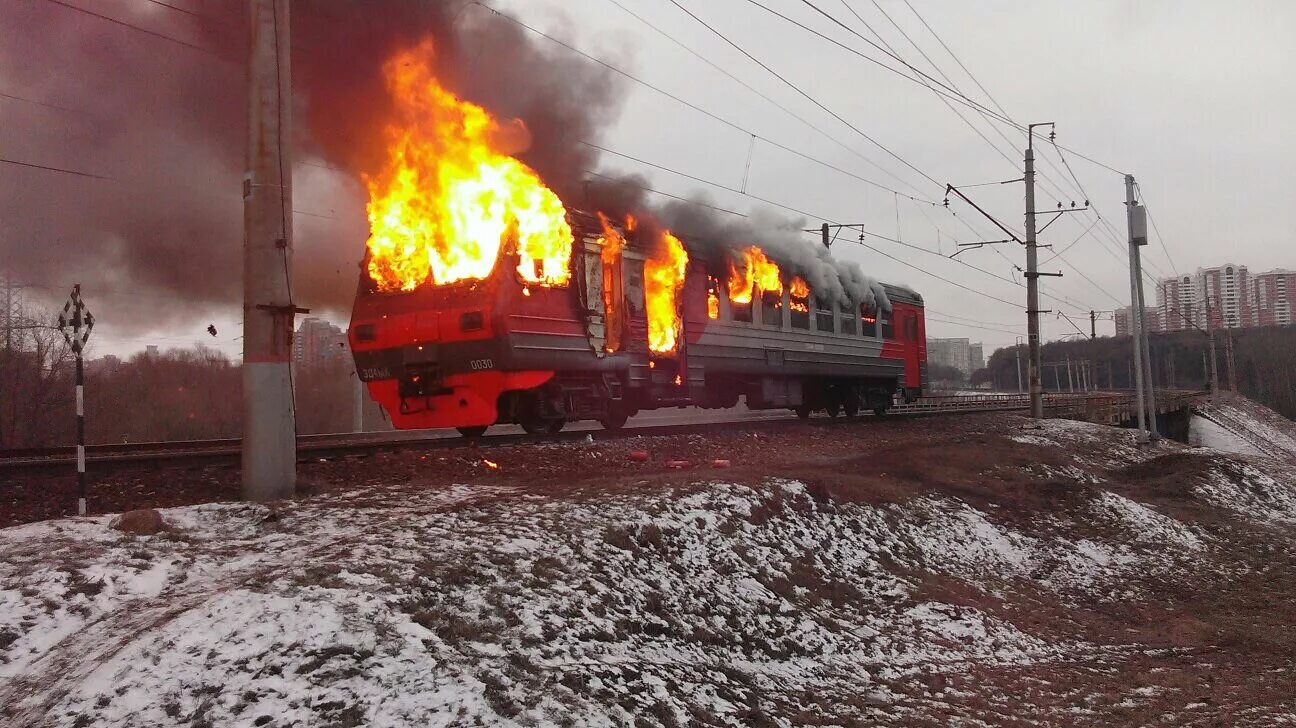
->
[1133,181,1179,276]
[925,315,1023,336]
[37,0,238,63]
[668,0,942,191]
[586,139,1094,312]
[1,153,338,219]
[468,1,939,204]
[1,156,108,180]
[600,0,937,204]
[739,0,1127,177]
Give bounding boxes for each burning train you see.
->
[347,41,927,435]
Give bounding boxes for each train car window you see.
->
[839,302,857,335]
[730,279,753,322]
[880,310,895,339]
[789,278,810,330]
[706,276,721,320]
[814,297,834,332]
[760,290,782,327]
[860,303,878,337]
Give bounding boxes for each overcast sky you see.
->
[3,0,1293,358]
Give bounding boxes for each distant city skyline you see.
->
[1115,262,1293,336]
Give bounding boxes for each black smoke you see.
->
[0,0,638,334]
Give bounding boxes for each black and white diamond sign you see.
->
[57,284,94,353]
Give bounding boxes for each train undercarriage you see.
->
[446,371,910,437]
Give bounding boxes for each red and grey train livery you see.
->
[348,212,927,435]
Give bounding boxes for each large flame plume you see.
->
[727,245,782,303]
[644,231,689,355]
[363,40,573,292]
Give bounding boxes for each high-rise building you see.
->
[1200,263,1251,329]
[1252,269,1294,327]
[926,337,983,379]
[293,317,348,368]
[1155,263,1293,333]
[1156,275,1197,332]
[1114,306,1161,337]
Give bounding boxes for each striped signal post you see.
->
[58,284,94,516]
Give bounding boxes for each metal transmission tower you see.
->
[242,0,301,501]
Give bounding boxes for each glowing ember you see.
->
[644,231,688,354]
[363,39,573,292]
[673,374,682,386]
[728,246,781,303]
[482,459,500,470]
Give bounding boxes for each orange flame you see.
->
[644,230,688,354]
[363,40,573,292]
[790,276,810,299]
[728,246,781,303]
[707,289,720,320]
[597,212,626,353]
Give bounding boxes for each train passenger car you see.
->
[349,212,926,435]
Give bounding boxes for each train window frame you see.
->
[814,296,834,333]
[760,289,783,328]
[789,286,810,330]
[705,275,722,321]
[515,255,571,289]
[839,301,857,336]
[860,302,878,337]
[880,309,895,339]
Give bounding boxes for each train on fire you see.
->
[348,211,928,436]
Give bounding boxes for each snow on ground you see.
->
[1194,395,1296,462]
[2,419,1296,726]
[1190,415,1267,456]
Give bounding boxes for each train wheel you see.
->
[545,418,566,434]
[873,406,888,417]
[794,405,812,420]
[825,402,841,418]
[599,406,629,431]
[456,426,488,438]
[843,398,860,418]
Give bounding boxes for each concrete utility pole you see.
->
[1090,310,1097,339]
[1205,295,1219,397]
[353,372,365,433]
[1226,332,1238,391]
[1015,345,1023,394]
[1125,175,1158,439]
[1024,128,1046,419]
[242,0,298,502]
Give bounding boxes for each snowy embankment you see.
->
[3,420,1296,726]
[1191,393,1296,462]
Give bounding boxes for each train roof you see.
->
[569,208,923,308]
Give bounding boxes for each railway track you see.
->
[0,391,1204,474]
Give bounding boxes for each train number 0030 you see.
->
[469,358,495,370]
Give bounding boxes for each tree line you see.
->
[1,306,385,448]
[974,325,1296,419]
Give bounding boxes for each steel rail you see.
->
[1,390,1209,474]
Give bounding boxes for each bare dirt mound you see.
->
[3,415,1295,726]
